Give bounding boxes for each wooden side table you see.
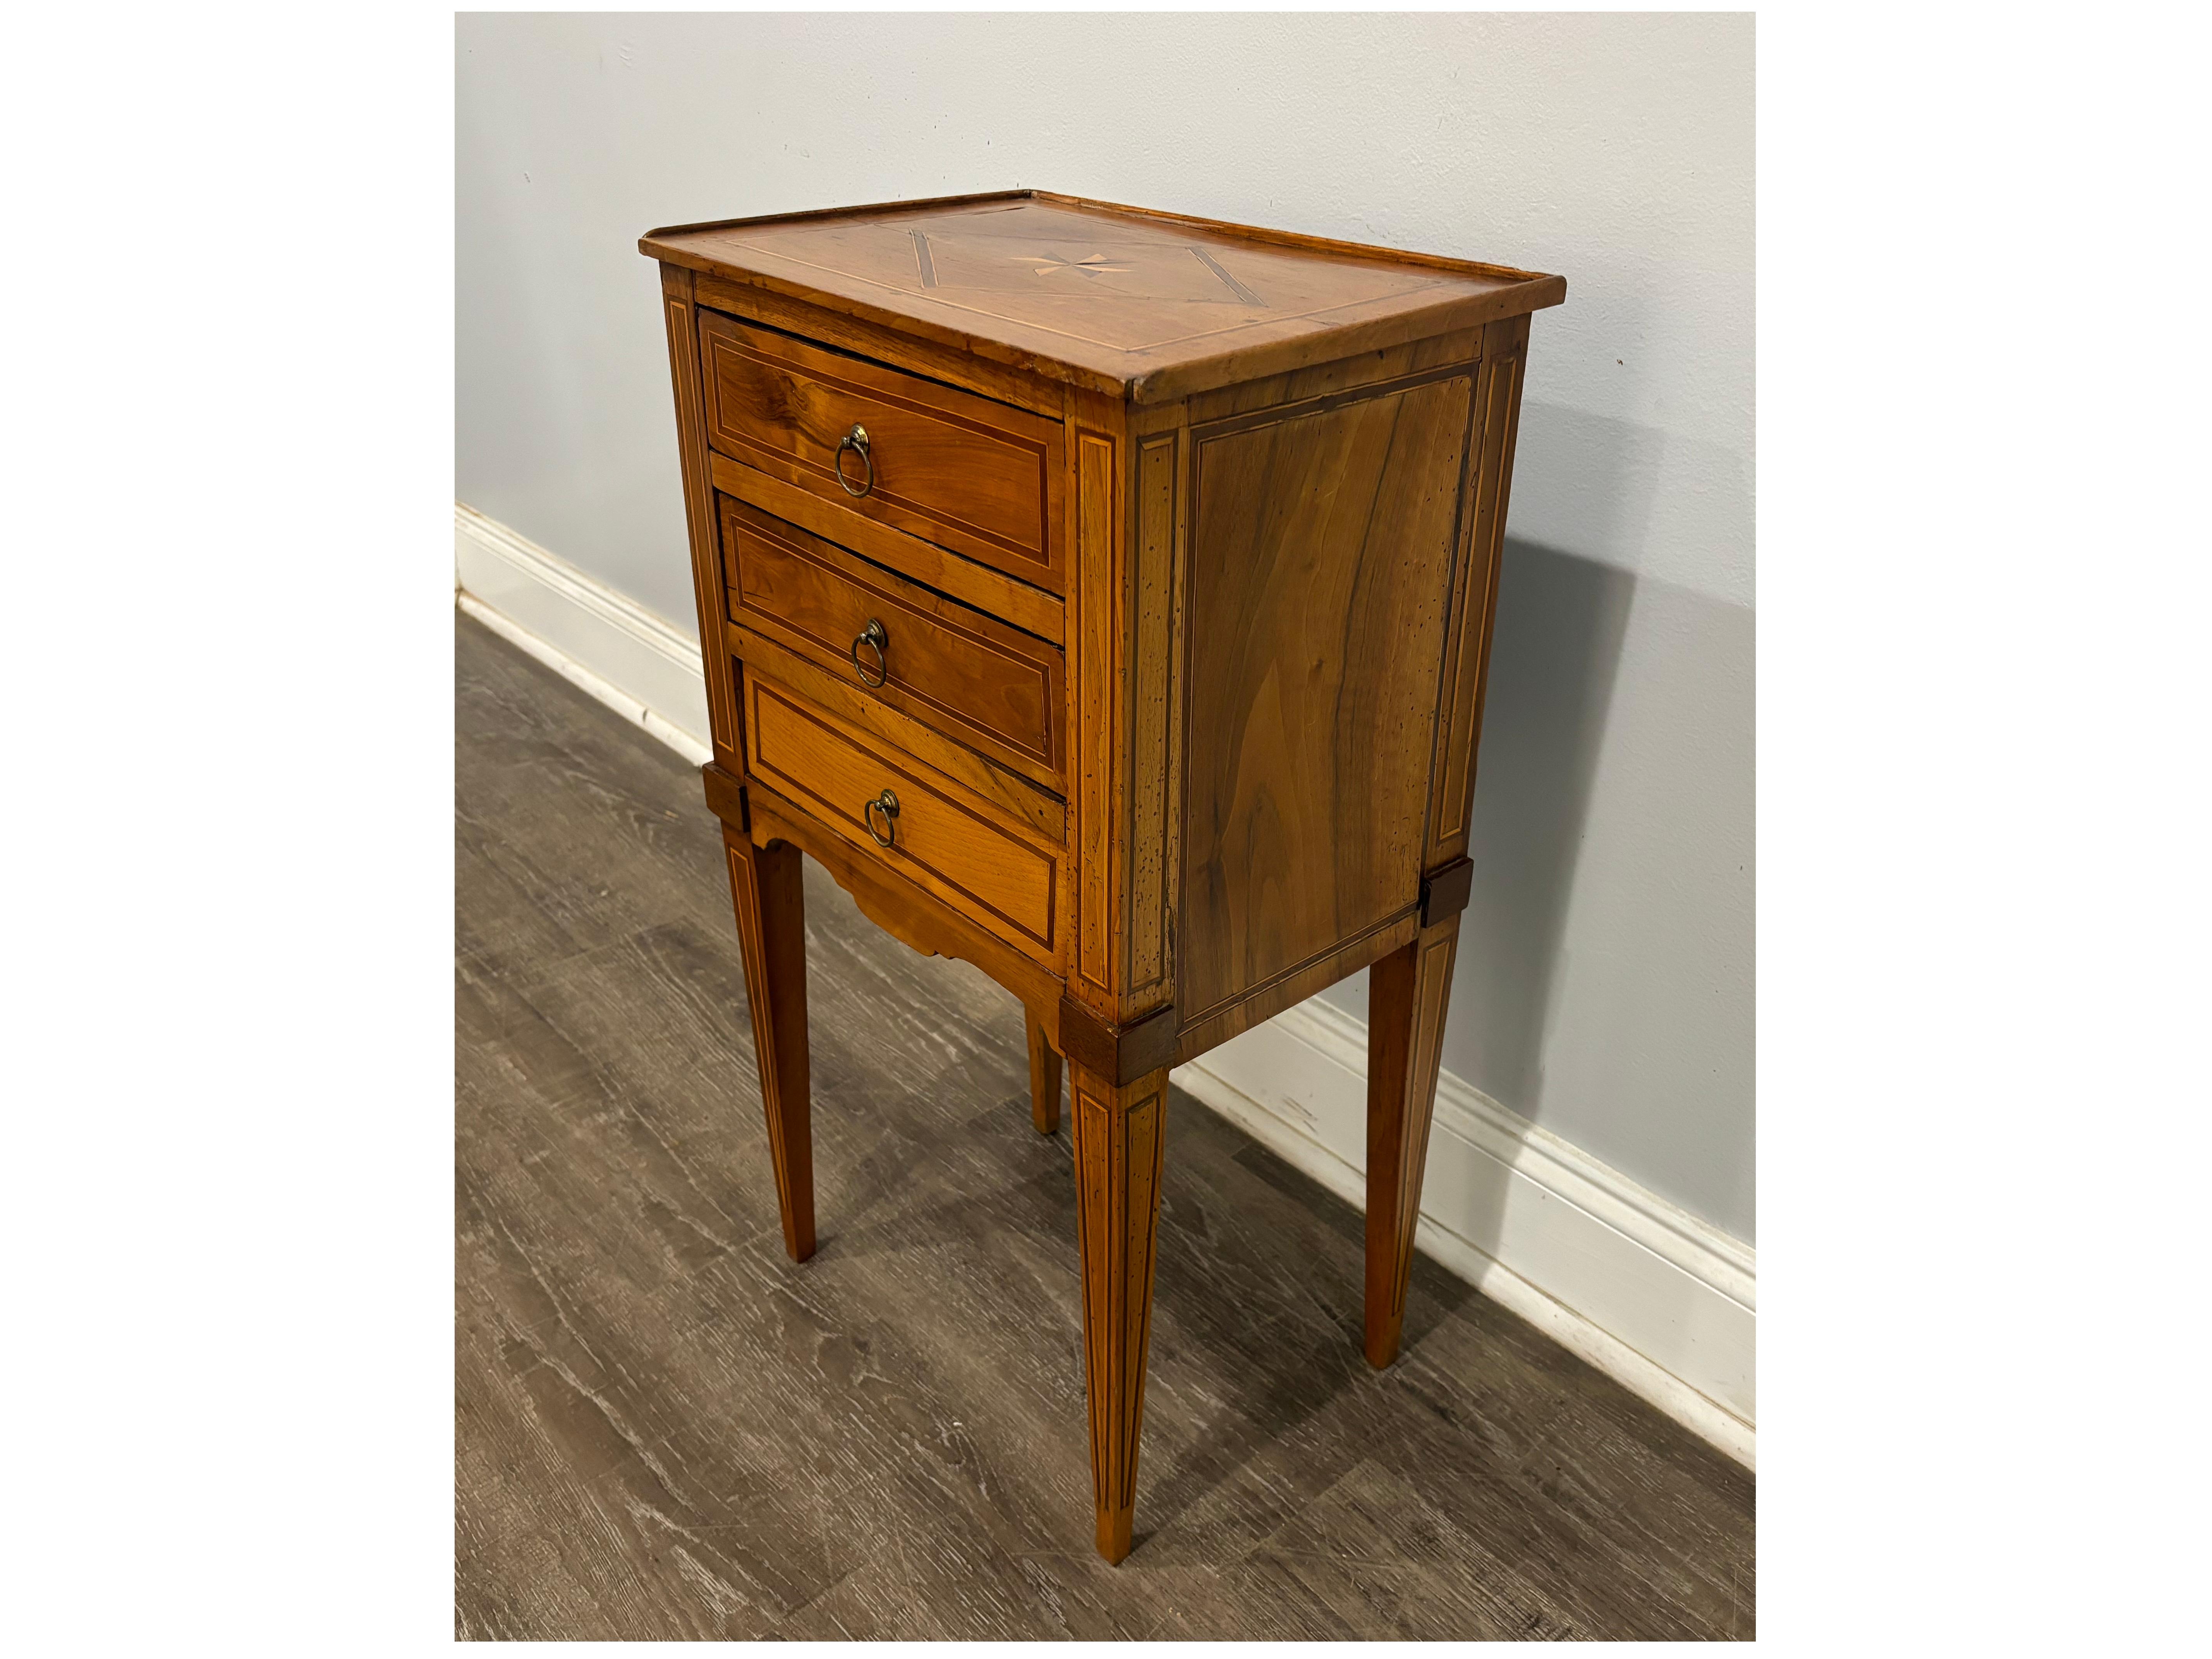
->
[642,192,1563,1562]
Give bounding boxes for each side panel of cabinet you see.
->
[658,263,744,769]
[1175,365,1480,1027]
[1064,392,1189,1027]
[1424,313,1530,866]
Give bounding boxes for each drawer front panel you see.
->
[699,310,1063,592]
[743,671,1059,958]
[720,496,1063,785]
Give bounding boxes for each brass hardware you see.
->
[834,423,874,497]
[850,617,890,687]
[864,787,900,848]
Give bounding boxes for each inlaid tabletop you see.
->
[643,192,1564,400]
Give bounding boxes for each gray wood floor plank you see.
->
[453,613,1753,1639]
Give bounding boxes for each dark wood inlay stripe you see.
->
[1189,244,1265,307]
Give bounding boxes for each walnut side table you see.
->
[642,191,1563,1562]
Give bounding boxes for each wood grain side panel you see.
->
[698,309,1065,591]
[1424,314,1529,866]
[1073,428,1119,1003]
[658,266,743,768]
[1122,431,1182,1011]
[719,495,1065,785]
[1177,370,1477,1023]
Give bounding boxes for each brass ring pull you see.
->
[834,423,874,497]
[850,617,890,688]
[864,788,900,848]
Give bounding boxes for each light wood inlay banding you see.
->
[1071,1067,1168,1563]
[721,825,813,1261]
[1075,429,1118,998]
[1424,321,1526,864]
[1124,433,1179,1005]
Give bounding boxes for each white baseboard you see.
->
[454,503,711,766]
[1173,1003,1753,1467]
[454,503,1755,1470]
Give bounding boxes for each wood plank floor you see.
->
[455,614,1755,1640]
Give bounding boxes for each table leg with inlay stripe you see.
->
[721,826,814,1263]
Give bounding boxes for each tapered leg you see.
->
[1026,1011,1062,1135]
[723,826,814,1262]
[1068,1061,1169,1563]
[1364,914,1462,1368]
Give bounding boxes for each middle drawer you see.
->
[720,495,1065,789]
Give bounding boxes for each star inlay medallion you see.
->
[1017,251,1132,280]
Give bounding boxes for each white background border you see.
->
[7,4,2207,1649]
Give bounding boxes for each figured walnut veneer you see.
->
[643,190,1561,1563]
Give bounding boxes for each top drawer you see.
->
[697,311,1065,594]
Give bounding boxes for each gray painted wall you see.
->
[456,12,1754,1240]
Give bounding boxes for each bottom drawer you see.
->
[741,669,1061,961]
